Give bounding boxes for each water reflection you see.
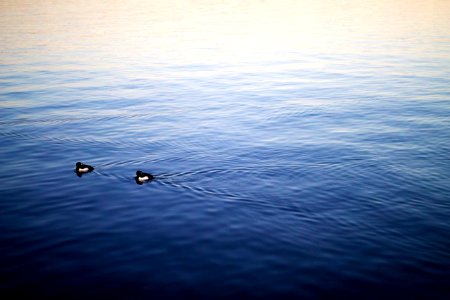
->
[1,0,449,67]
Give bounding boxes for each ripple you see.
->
[0,112,156,126]
[76,161,319,217]
[0,128,202,151]
[155,178,314,217]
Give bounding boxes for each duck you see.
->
[135,170,154,184]
[75,162,94,174]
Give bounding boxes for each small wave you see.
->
[0,128,200,151]
[92,170,131,183]
[98,156,186,169]
[0,130,121,148]
[0,112,157,126]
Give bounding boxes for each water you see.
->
[1,0,450,298]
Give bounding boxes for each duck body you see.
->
[75,162,94,174]
[136,170,154,183]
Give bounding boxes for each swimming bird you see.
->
[75,162,94,175]
[135,170,154,184]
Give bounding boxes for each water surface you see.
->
[1,0,450,299]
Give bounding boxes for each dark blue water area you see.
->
[1,55,450,299]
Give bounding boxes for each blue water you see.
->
[1,1,450,298]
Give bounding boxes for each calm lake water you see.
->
[1,0,450,298]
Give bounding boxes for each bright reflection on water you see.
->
[1,0,450,299]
